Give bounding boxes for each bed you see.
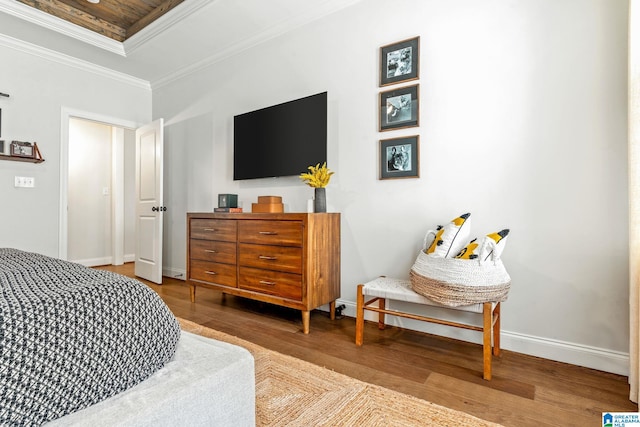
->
[0,248,255,426]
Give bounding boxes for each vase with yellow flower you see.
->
[300,162,334,213]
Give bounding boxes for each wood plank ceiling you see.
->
[16,0,185,42]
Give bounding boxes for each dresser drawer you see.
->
[190,240,236,264]
[190,219,237,242]
[189,260,237,287]
[238,220,303,247]
[238,243,302,274]
[238,267,302,300]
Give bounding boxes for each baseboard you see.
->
[73,256,113,267]
[332,298,629,377]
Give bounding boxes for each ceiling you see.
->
[0,0,363,85]
[15,0,186,42]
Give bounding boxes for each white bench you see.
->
[354,276,501,380]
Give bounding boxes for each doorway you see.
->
[68,118,113,265]
[59,108,139,265]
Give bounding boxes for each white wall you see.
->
[153,0,629,374]
[0,39,151,258]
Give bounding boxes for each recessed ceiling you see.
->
[15,0,185,41]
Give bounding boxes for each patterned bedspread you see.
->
[0,248,180,426]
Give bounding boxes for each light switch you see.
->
[14,176,35,188]
[103,187,110,196]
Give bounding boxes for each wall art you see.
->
[380,36,419,87]
[379,135,419,179]
[379,84,419,131]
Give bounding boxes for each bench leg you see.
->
[355,284,365,346]
[378,298,386,330]
[493,302,501,357]
[483,302,492,380]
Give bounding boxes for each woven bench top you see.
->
[362,277,485,314]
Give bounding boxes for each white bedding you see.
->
[47,331,256,426]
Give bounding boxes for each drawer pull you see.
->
[204,228,217,232]
[259,255,277,260]
[259,280,276,286]
[259,231,277,235]
[205,271,217,275]
[204,249,217,253]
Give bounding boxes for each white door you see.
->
[135,119,164,284]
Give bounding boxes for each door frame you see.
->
[59,107,140,262]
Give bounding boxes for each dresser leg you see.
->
[301,310,310,334]
[190,284,196,303]
[329,301,336,320]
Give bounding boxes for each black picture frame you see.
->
[380,36,419,87]
[379,84,419,132]
[380,135,419,180]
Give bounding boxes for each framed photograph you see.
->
[10,140,35,159]
[380,36,419,87]
[380,135,419,179]
[379,84,419,131]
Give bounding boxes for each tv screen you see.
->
[233,92,327,180]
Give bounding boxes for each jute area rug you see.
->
[178,318,501,427]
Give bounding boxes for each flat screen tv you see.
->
[233,92,327,180]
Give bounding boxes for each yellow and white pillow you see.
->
[453,238,480,260]
[423,213,471,258]
[481,229,510,261]
[455,229,510,262]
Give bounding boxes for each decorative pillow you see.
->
[455,229,510,262]
[424,213,471,258]
[480,229,510,261]
[454,238,480,260]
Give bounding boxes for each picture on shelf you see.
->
[379,135,419,180]
[380,36,419,86]
[379,84,419,131]
[10,141,35,159]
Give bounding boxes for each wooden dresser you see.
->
[186,212,340,333]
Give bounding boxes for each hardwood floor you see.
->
[99,264,637,426]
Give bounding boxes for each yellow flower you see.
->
[300,162,334,188]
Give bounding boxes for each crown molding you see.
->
[0,33,150,90]
[0,0,125,56]
[124,0,213,55]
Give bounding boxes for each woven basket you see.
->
[409,251,511,307]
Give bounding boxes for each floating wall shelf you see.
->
[0,142,45,163]
[0,154,45,164]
